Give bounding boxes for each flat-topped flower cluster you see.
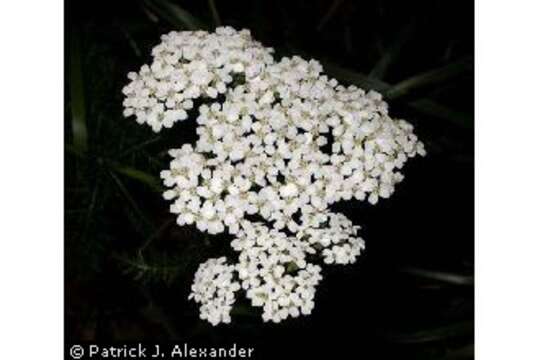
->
[122,27,425,326]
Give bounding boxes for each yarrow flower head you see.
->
[189,257,240,325]
[122,26,426,325]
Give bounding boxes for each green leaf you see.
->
[323,61,389,93]
[440,345,474,360]
[138,218,175,254]
[322,60,472,128]
[69,30,88,153]
[108,170,153,231]
[369,19,416,79]
[118,136,162,158]
[81,182,99,242]
[317,0,346,31]
[385,57,473,100]
[114,252,184,285]
[108,160,163,192]
[119,25,142,57]
[207,0,221,27]
[409,99,473,128]
[144,0,207,30]
[401,267,473,286]
[382,321,473,344]
[66,145,163,192]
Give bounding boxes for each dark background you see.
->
[66,1,474,359]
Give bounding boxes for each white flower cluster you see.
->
[232,222,322,322]
[188,257,240,326]
[297,212,365,265]
[122,27,273,132]
[123,27,425,325]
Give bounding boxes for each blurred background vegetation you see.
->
[66,1,473,359]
